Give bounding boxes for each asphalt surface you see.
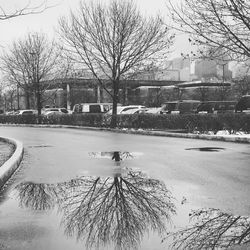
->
[0,126,249,250]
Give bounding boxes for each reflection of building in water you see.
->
[15,169,175,250]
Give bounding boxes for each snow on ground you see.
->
[216,130,250,138]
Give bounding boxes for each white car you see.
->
[106,105,146,115]
[43,108,70,116]
[16,109,38,115]
[121,107,163,114]
[72,103,118,114]
[145,107,163,114]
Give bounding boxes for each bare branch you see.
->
[165,208,250,249]
[167,0,250,61]
[0,1,56,20]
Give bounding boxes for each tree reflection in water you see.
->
[15,166,175,249]
[60,170,175,249]
[166,208,250,249]
[17,182,58,210]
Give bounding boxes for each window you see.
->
[22,111,33,115]
[89,105,101,113]
[60,108,68,113]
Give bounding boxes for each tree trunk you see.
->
[110,80,119,128]
[26,91,30,109]
[36,91,42,115]
[35,81,42,124]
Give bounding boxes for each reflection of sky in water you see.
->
[10,151,250,249]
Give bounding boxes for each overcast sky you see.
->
[0,0,193,59]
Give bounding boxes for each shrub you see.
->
[0,113,249,133]
[115,113,250,133]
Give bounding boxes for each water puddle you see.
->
[186,147,225,152]
[12,174,250,249]
[2,150,249,250]
[13,168,175,249]
[28,145,53,148]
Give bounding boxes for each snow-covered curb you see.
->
[0,137,24,189]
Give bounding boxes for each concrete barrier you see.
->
[0,137,24,189]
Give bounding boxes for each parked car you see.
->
[161,101,180,114]
[121,108,146,114]
[235,95,250,113]
[145,107,163,114]
[121,107,162,114]
[43,108,69,116]
[72,103,118,114]
[15,109,38,115]
[161,100,200,114]
[197,101,237,114]
[5,110,17,115]
[106,105,146,115]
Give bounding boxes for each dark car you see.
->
[235,95,250,112]
[161,100,200,114]
[197,101,236,114]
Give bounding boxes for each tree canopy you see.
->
[0,32,61,113]
[59,0,174,126]
[168,0,250,61]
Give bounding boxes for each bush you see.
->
[1,113,250,133]
[115,113,250,133]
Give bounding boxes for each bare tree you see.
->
[59,0,174,127]
[1,32,62,114]
[0,1,50,20]
[167,0,250,61]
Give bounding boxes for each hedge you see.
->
[0,113,250,134]
[115,113,250,133]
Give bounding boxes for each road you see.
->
[0,126,249,250]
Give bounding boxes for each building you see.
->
[2,58,235,111]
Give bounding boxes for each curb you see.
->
[0,137,24,189]
[1,123,250,144]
